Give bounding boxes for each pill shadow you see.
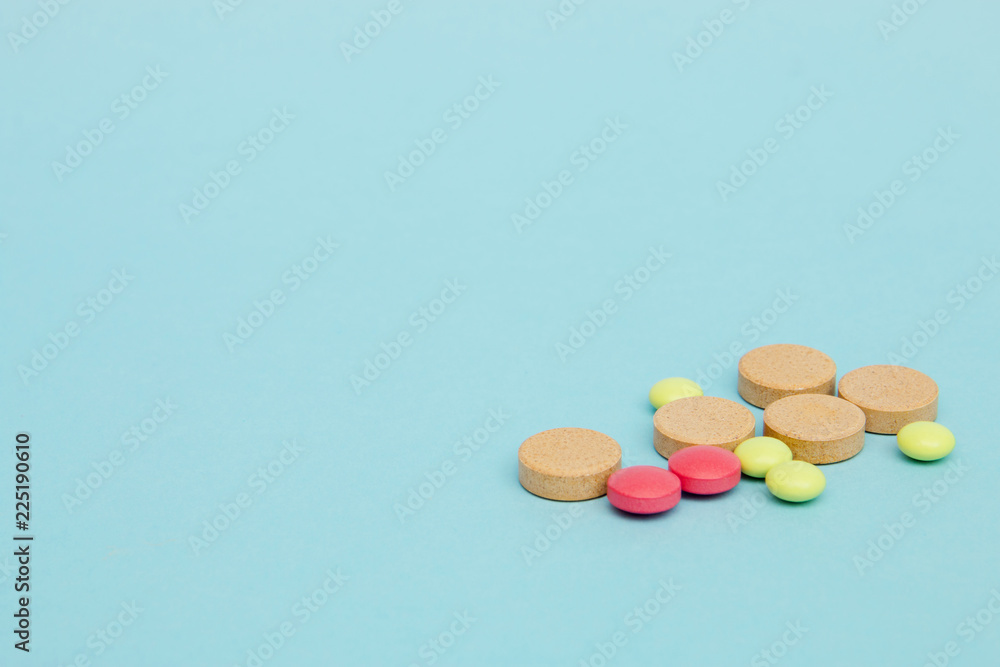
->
[739,474,826,507]
[609,505,675,521]
[765,493,823,507]
[894,449,954,466]
[677,490,738,503]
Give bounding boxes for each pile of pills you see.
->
[517,344,956,515]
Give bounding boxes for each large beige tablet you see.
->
[738,344,837,408]
[653,396,755,459]
[763,394,866,464]
[838,365,938,434]
[518,428,621,501]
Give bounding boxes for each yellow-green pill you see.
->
[897,421,955,461]
[648,377,702,409]
[765,461,825,503]
[734,436,793,478]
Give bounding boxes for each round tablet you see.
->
[653,396,755,459]
[518,428,621,501]
[763,394,866,464]
[667,445,741,495]
[733,436,793,478]
[838,365,938,434]
[897,421,955,461]
[607,466,682,514]
[765,461,826,502]
[738,344,837,408]
[648,377,703,409]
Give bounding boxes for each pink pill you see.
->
[607,466,681,514]
[668,446,741,495]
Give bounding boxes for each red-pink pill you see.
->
[607,466,681,514]
[668,446,741,495]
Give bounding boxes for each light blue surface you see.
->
[3,1,1000,665]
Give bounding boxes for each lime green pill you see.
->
[734,436,793,478]
[765,461,825,503]
[648,377,703,409]
[897,421,955,461]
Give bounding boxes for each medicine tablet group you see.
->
[653,396,755,458]
[607,466,681,514]
[667,446,741,495]
[765,461,826,503]
[648,377,703,409]
[763,394,866,464]
[518,428,621,501]
[896,421,954,461]
[734,437,792,478]
[738,344,836,408]
[838,365,938,434]
[517,344,955,522]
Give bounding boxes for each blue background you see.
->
[2,1,999,665]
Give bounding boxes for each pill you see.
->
[667,445,741,495]
[738,344,837,408]
[897,421,955,461]
[765,461,826,502]
[763,394,866,464]
[653,396,755,459]
[838,365,938,434]
[648,377,703,409]
[518,428,622,501]
[606,466,682,514]
[733,436,793,478]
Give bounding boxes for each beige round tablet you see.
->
[518,428,621,501]
[838,365,938,434]
[738,344,837,408]
[763,394,866,464]
[653,396,756,459]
